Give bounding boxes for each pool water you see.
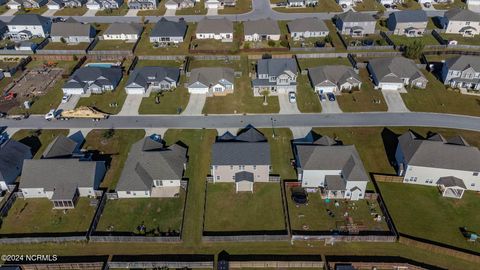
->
[86,63,115,68]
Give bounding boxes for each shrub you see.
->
[267,40,276,47]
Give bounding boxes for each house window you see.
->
[471,183,476,187]
[230,165,233,170]
[253,165,257,170]
[473,172,479,176]
[126,191,131,194]
[170,181,174,184]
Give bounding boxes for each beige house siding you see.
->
[211,165,270,182]
[394,22,428,35]
[446,20,480,35]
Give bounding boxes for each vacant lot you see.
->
[11,129,69,159]
[354,0,385,11]
[96,191,185,235]
[204,183,286,231]
[378,182,480,252]
[0,198,96,234]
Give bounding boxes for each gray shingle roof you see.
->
[212,142,271,165]
[0,140,31,185]
[257,58,298,77]
[336,10,376,23]
[65,67,123,89]
[398,131,480,171]
[389,10,427,23]
[20,159,104,200]
[308,65,360,87]
[42,135,78,159]
[437,176,467,189]
[188,67,234,87]
[196,18,233,34]
[104,23,143,36]
[150,18,187,38]
[51,20,93,37]
[235,171,254,182]
[368,57,426,83]
[142,135,164,151]
[8,14,50,26]
[445,8,480,22]
[445,55,480,72]
[325,175,346,190]
[116,138,187,191]
[126,66,180,89]
[244,19,280,36]
[235,127,267,142]
[287,17,328,33]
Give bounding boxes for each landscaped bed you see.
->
[96,190,186,236]
[378,182,480,252]
[0,198,96,234]
[204,183,286,232]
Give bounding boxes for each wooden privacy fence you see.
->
[374,174,404,183]
[229,261,324,268]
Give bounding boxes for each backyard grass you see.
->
[0,5,8,15]
[354,0,385,11]
[396,0,421,10]
[204,183,286,231]
[378,182,480,253]
[176,0,207,15]
[135,23,194,55]
[400,71,480,116]
[336,69,387,112]
[76,77,128,115]
[11,129,69,159]
[325,21,346,51]
[296,75,322,113]
[96,191,185,235]
[433,0,466,9]
[83,129,145,190]
[439,33,480,46]
[200,58,280,114]
[138,79,190,114]
[42,41,92,51]
[54,7,88,16]
[92,40,136,51]
[15,7,47,15]
[137,3,166,16]
[95,3,129,16]
[388,34,440,47]
[219,0,252,14]
[287,191,389,232]
[297,57,351,70]
[272,0,342,12]
[259,128,297,180]
[0,198,96,234]
[343,34,389,47]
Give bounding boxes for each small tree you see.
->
[267,40,276,47]
[279,39,289,48]
[324,34,332,44]
[102,128,115,139]
[404,40,425,59]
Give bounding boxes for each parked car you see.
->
[289,92,296,103]
[384,4,391,8]
[341,4,347,8]
[45,109,56,121]
[424,2,431,7]
[391,4,397,9]
[276,2,287,6]
[327,93,336,101]
[61,94,71,104]
[319,93,326,102]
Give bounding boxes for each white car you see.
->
[45,109,56,121]
[61,94,71,103]
[288,92,296,103]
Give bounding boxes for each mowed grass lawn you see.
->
[139,83,190,114]
[378,182,480,252]
[259,128,297,180]
[296,75,322,113]
[388,34,440,46]
[54,7,88,16]
[0,198,95,234]
[11,129,69,158]
[96,191,185,235]
[42,42,91,51]
[287,190,389,232]
[204,183,286,231]
[92,40,136,51]
[272,0,341,12]
[218,0,252,14]
[76,77,128,115]
[401,71,480,116]
[83,129,145,190]
[135,23,194,55]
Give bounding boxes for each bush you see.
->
[404,40,425,59]
[102,129,115,139]
[279,40,289,47]
[267,40,276,47]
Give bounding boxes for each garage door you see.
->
[125,87,145,95]
[188,87,208,94]
[380,83,401,91]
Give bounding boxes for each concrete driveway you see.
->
[469,4,480,13]
[57,95,80,112]
[118,94,143,116]
[125,9,139,16]
[382,90,410,112]
[278,93,300,114]
[43,9,57,16]
[165,9,176,16]
[83,9,98,16]
[1,9,17,16]
[207,8,218,16]
[182,94,206,115]
[321,99,342,113]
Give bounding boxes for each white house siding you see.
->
[62,87,86,95]
[345,180,367,200]
[291,31,328,40]
[244,34,281,42]
[236,181,253,192]
[149,36,184,43]
[300,170,342,188]
[195,32,233,42]
[403,165,480,191]
[102,34,139,41]
[378,82,403,90]
[8,25,48,38]
[47,3,61,9]
[188,86,209,94]
[78,187,96,197]
[211,165,270,183]
[0,181,8,191]
[125,86,146,95]
[21,188,49,198]
[117,190,151,198]
[314,84,337,94]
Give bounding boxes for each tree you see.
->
[324,34,332,44]
[267,40,276,47]
[279,39,289,48]
[102,128,115,139]
[404,40,425,59]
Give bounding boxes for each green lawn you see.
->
[92,40,136,51]
[336,69,387,112]
[0,5,8,15]
[378,182,480,253]
[218,0,252,14]
[138,79,190,114]
[54,7,88,16]
[176,0,207,15]
[296,75,322,113]
[388,34,440,47]
[95,3,129,16]
[15,6,47,15]
[325,21,346,51]
[433,0,466,9]
[76,77,128,115]
[287,190,389,232]
[96,191,185,235]
[137,3,166,16]
[343,34,389,47]
[440,33,480,46]
[10,129,69,159]
[272,0,341,12]
[83,129,145,190]
[42,41,91,51]
[297,57,351,70]
[135,23,193,55]
[400,71,480,116]
[354,0,385,11]
[259,128,297,180]
[204,183,286,231]
[396,0,422,10]
[0,198,96,234]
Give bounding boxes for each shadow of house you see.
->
[18,135,42,157]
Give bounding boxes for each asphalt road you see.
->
[2,112,480,131]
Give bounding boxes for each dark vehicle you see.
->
[291,188,308,204]
[384,4,391,8]
[327,92,336,101]
[363,39,374,46]
[276,2,287,6]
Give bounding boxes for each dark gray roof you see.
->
[212,142,270,166]
[235,171,254,182]
[8,14,50,26]
[437,176,467,189]
[325,175,346,190]
[126,66,180,89]
[104,23,143,35]
[0,140,31,184]
[257,58,297,77]
[116,139,187,191]
[42,135,78,159]
[336,10,376,23]
[447,135,469,146]
[244,19,280,36]
[398,131,480,171]
[142,135,164,151]
[313,136,337,146]
[236,127,266,142]
[150,18,187,38]
[20,159,104,200]
[445,55,480,72]
[51,20,93,37]
[295,144,368,182]
[368,57,426,83]
[308,65,360,87]
[445,8,480,22]
[389,10,427,23]
[188,67,234,87]
[196,18,233,34]
[218,131,236,141]
[287,18,328,33]
[65,67,123,89]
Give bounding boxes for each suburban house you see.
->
[244,19,281,42]
[252,58,298,96]
[440,8,480,37]
[287,0,318,7]
[125,66,180,95]
[308,65,362,94]
[441,55,480,91]
[395,131,480,199]
[50,19,95,44]
[195,18,233,42]
[0,21,7,39]
[335,10,376,36]
[116,135,187,198]
[6,14,51,41]
[127,0,158,9]
[387,10,428,37]
[7,0,48,9]
[211,127,271,193]
[46,0,86,9]
[187,67,235,95]
[19,135,106,209]
[164,0,194,10]
[102,23,143,41]
[149,18,187,44]
[287,18,329,41]
[86,0,123,10]
[62,66,123,95]
[367,57,428,90]
[293,132,369,201]
[0,140,32,191]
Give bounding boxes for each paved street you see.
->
[382,90,410,113]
